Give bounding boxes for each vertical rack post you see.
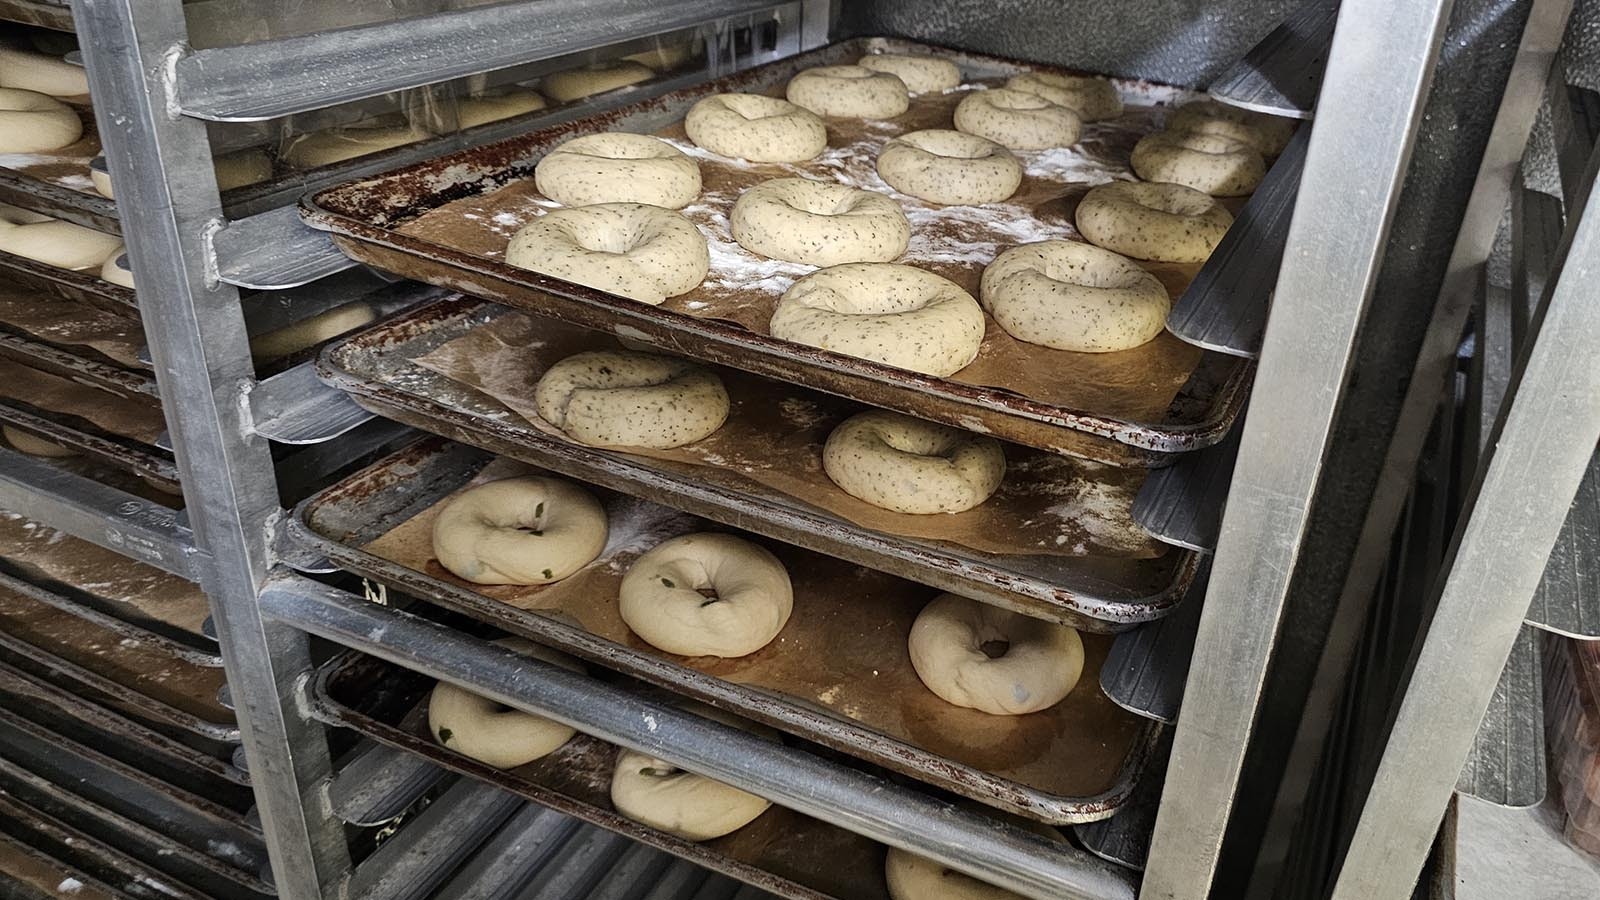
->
[69,1,351,896]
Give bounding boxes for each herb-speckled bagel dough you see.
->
[1168,99,1295,156]
[1132,130,1264,197]
[731,177,909,266]
[535,133,700,209]
[505,203,709,305]
[909,592,1084,716]
[428,638,581,768]
[1005,71,1122,121]
[611,703,776,840]
[981,240,1170,352]
[1075,181,1233,263]
[541,60,654,103]
[3,425,74,458]
[786,65,909,118]
[875,130,1022,205]
[0,48,88,97]
[770,263,985,377]
[0,204,122,270]
[431,475,608,585]
[683,94,827,163]
[619,532,793,658]
[953,89,1081,151]
[0,88,81,153]
[857,53,961,93]
[823,411,1005,515]
[535,350,729,449]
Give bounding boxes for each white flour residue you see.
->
[56,878,83,894]
[1042,478,1148,554]
[778,396,829,429]
[599,494,698,569]
[680,195,811,295]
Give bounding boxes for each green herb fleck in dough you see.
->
[661,577,675,588]
[542,568,553,579]
[437,727,453,744]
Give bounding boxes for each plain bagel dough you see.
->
[857,53,961,93]
[786,65,909,119]
[1005,72,1123,122]
[1075,181,1233,263]
[92,148,273,198]
[248,302,377,363]
[281,123,428,169]
[1169,99,1295,156]
[731,177,910,266]
[431,475,608,585]
[0,204,123,270]
[457,89,547,128]
[618,532,793,658]
[981,240,1170,352]
[3,425,74,458]
[542,60,654,103]
[0,48,89,96]
[769,263,985,377]
[823,411,1005,515]
[885,821,1064,900]
[875,130,1022,205]
[611,704,776,840]
[0,88,82,153]
[428,638,582,768]
[1131,130,1264,196]
[535,133,701,209]
[683,94,827,163]
[505,203,709,305]
[908,593,1084,716]
[953,89,1081,151]
[534,350,729,449]
[100,249,134,288]
[90,159,113,198]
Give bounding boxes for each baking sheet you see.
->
[320,301,1200,630]
[0,247,136,315]
[0,356,177,485]
[314,651,891,900]
[415,309,1160,560]
[295,439,1159,824]
[0,283,147,369]
[303,36,1256,466]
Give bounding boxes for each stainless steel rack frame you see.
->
[8,0,1590,898]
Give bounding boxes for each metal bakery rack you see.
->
[3,0,1599,898]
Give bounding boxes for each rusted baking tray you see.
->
[0,248,136,316]
[303,36,1256,467]
[318,303,1201,631]
[0,331,158,398]
[0,98,119,233]
[292,438,1163,824]
[313,649,893,900]
[0,357,178,488]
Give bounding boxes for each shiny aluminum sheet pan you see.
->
[313,650,893,900]
[318,300,1201,631]
[302,36,1256,468]
[0,248,136,317]
[293,437,1163,824]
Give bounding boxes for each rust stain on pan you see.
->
[0,402,178,487]
[0,250,138,318]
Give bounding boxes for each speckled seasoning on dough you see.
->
[505,202,709,305]
[1131,130,1264,197]
[1074,180,1233,263]
[981,240,1170,352]
[534,349,730,449]
[823,409,1005,514]
[875,129,1022,205]
[684,93,828,163]
[786,65,910,119]
[952,88,1082,150]
[534,132,702,209]
[731,177,910,266]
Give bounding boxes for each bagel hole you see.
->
[641,764,681,778]
[980,639,1010,659]
[696,587,721,607]
[514,526,545,536]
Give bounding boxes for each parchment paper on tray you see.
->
[413,310,1161,560]
[0,103,102,197]
[364,458,1148,809]
[0,286,146,370]
[393,80,1208,424]
[0,357,166,444]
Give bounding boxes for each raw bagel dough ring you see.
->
[212,148,274,192]
[908,593,1084,716]
[90,158,113,199]
[875,130,1021,205]
[619,532,793,658]
[281,123,428,169]
[786,65,909,119]
[1075,181,1233,263]
[1169,99,1295,156]
[248,302,377,363]
[457,89,547,128]
[624,42,696,72]
[1131,130,1264,197]
[100,249,134,288]
[683,94,827,163]
[2,425,75,458]
[0,204,123,270]
[1005,72,1123,122]
[534,350,729,449]
[953,89,1081,151]
[730,177,910,266]
[611,704,776,840]
[980,240,1170,352]
[431,475,608,585]
[0,88,82,153]
[535,133,701,209]
[0,48,89,97]
[885,820,1063,900]
[505,203,709,306]
[428,638,582,768]
[857,53,961,93]
[769,263,985,377]
[823,411,1005,514]
[542,61,654,103]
